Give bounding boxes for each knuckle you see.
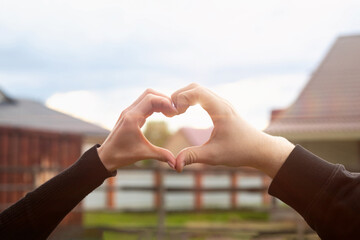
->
[121,112,136,124]
[185,149,197,166]
[144,93,156,101]
[171,91,179,101]
[177,92,185,101]
[144,88,155,95]
[120,109,128,117]
[189,82,199,88]
[223,101,236,116]
[178,92,190,102]
[194,86,204,95]
[176,93,189,109]
[122,114,132,123]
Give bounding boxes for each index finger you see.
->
[171,83,233,122]
[124,88,172,113]
[129,94,178,127]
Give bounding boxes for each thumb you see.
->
[175,146,208,172]
[149,145,176,169]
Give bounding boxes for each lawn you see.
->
[81,210,317,240]
[83,210,270,240]
[84,210,269,228]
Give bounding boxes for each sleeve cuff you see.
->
[88,144,117,178]
[268,145,340,219]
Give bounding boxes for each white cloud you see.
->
[1,0,358,129]
[1,0,359,70]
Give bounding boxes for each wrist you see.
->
[97,145,118,172]
[255,135,294,178]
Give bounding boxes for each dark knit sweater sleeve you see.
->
[0,144,116,240]
[269,145,360,239]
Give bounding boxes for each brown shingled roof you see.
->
[266,35,360,140]
[0,89,109,137]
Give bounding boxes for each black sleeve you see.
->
[0,144,116,240]
[269,145,360,239]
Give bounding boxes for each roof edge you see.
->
[0,89,16,104]
[267,131,360,141]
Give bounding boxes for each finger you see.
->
[171,82,200,108]
[130,94,178,127]
[149,145,176,169]
[116,89,171,126]
[175,145,210,172]
[140,94,178,118]
[173,87,231,123]
[137,131,177,168]
[123,88,173,115]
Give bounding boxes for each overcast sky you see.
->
[1,0,359,131]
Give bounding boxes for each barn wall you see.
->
[0,126,83,226]
[81,135,107,154]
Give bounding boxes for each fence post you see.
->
[230,171,237,209]
[154,167,165,240]
[194,171,203,211]
[0,131,9,209]
[106,177,115,210]
[154,169,161,209]
[262,175,271,206]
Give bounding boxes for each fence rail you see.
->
[0,165,273,211]
[0,164,287,239]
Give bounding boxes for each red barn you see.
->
[0,89,109,226]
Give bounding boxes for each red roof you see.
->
[180,127,213,146]
[266,35,360,139]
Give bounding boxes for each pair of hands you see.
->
[97,83,294,178]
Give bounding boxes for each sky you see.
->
[1,0,360,131]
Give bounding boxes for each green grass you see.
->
[103,232,138,240]
[83,210,269,240]
[166,211,268,226]
[84,210,269,228]
[85,211,157,227]
[66,210,318,240]
[81,211,324,240]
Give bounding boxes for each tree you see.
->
[141,121,171,166]
[143,121,170,147]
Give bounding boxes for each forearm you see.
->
[0,145,116,240]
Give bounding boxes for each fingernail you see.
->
[167,161,175,169]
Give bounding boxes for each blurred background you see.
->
[1,0,360,239]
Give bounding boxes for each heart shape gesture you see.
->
[98,83,294,178]
[97,89,178,171]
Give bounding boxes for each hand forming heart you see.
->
[97,88,178,171]
[98,83,294,178]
